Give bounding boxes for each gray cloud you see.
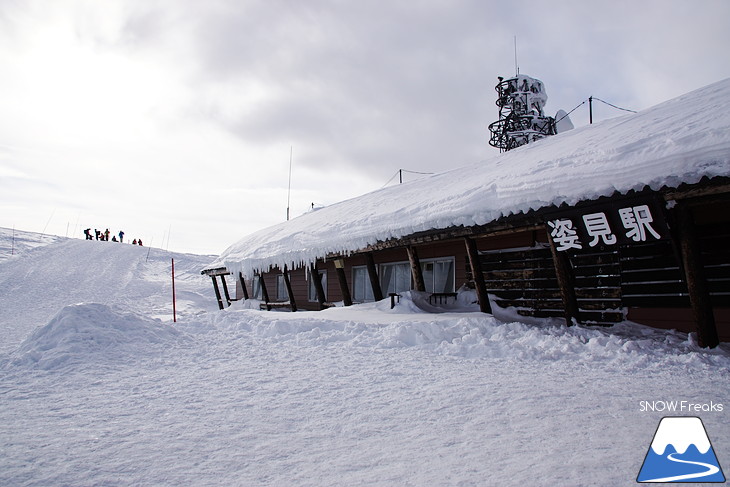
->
[2,0,729,253]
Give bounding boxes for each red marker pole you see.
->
[171,258,177,323]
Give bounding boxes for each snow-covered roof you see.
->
[212,78,730,278]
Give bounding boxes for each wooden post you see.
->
[365,252,384,301]
[547,229,580,326]
[238,272,249,300]
[464,237,492,313]
[407,246,426,292]
[283,265,297,312]
[210,275,224,310]
[258,273,271,311]
[310,263,327,310]
[220,275,232,306]
[676,203,719,348]
[334,259,353,306]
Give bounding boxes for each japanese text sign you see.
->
[545,196,668,253]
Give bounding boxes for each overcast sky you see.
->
[1,0,729,255]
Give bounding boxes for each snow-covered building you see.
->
[203,78,730,348]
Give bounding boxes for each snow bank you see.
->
[0,232,217,354]
[212,78,730,277]
[9,303,188,370]
[209,292,730,370]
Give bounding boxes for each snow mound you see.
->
[9,303,188,370]
[211,294,730,370]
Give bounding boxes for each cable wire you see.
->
[593,97,637,113]
[555,100,586,124]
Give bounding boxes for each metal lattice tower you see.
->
[488,75,557,152]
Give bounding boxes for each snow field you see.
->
[0,230,728,486]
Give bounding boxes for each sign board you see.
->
[544,195,670,253]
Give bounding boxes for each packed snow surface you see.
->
[213,78,730,277]
[1,229,728,486]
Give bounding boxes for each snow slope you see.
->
[213,78,730,277]
[0,230,728,486]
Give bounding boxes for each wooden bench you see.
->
[259,301,293,311]
[428,292,458,305]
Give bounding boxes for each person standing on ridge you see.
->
[104,229,110,241]
[118,230,124,243]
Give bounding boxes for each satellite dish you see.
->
[554,109,574,134]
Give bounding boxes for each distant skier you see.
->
[132,239,137,245]
[137,239,143,246]
[95,229,101,240]
[83,228,92,240]
[112,236,118,242]
[118,230,124,243]
[104,228,110,241]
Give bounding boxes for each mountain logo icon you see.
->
[637,416,725,483]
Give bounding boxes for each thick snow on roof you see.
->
[214,78,730,277]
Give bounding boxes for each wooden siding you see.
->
[227,188,729,344]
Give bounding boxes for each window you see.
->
[421,258,455,293]
[308,269,327,302]
[379,262,411,295]
[276,274,288,301]
[251,276,263,300]
[352,266,374,302]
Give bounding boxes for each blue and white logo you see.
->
[637,416,725,483]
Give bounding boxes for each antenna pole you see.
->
[286,146,293,221]
[589,96,593,124]
[514,36,519,76]
[171,258,177,323]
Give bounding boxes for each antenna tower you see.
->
[488,74,557,152]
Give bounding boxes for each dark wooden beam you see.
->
[220,275,231,306]
[406,246,426,292]
[283,265,297,312]
[310,263,326,310]
[334,259,353,306]
[464,237,492,314]
[258,273,271,311]
[365,252,384,302]
[238,272,249,300]
[546,227,580,326]
[675,203,719,348]
[210,275,224,310]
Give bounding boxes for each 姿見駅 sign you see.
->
[545,195,670,253]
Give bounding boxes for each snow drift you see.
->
[10,303,188,370]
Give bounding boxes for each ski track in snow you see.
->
[0,230,728,486]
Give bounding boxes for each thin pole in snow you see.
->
[399,169,403,184]
[171,258,177,323]
[514,36,519,76]
[40,208,56,241]
[286,146,293,221]
[589,96,593,124]
[146,238,153,262]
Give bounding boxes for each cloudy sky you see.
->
[1,0,729,255]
